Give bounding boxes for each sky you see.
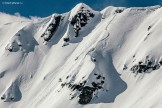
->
[0,0,162,17]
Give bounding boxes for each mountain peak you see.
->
[69,3,94,20]
[73,3,92,10]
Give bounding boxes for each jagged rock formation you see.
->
[131,57,162,74]
[60,73,105,104]
[70,6,95,37]
[41,15,62,41]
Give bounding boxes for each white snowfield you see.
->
[0,3,162,108]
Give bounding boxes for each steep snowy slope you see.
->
[0,3,162,108]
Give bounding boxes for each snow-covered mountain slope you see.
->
[0,3,162,108]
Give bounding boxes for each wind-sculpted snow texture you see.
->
[0,3,162,108]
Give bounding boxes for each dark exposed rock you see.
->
[115,9,124,13]
[70,7,95,37]
[71,84,83,91]
[61,83,66,88]
[59,78,62,82]
[147,33,151,36]
[63,37,70,42]
[83,80,87,84]
[91,82,98,88]
[148,26,152,31]
[94,73,97,75]
[66,76,69,79]
[123,64,127,70]
[101,80,104,84]
[42,15,62,41]
[78,86,94,104]
[148,61,152,66]
[10,97,14,101]
[75,30,79,37]
[96,75,102,79]
[70,96,75,100]
[61,74,105,104]
[139,61,143,64]
[159,60,162,65]
[131,58,162,74]
[68,83,72,88]
[152,64,160,70]
[7,46,13,52]
[91,57,96,62]
[89,13,95,18]
[62,42,69,47]
[1,96,5,100]
[18,44,22,46]
[97,86,102,89]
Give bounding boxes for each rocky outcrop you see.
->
[70,7,95,37]
[60,74,105,104]
[41,15,62,41]
[131,57,162,74]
